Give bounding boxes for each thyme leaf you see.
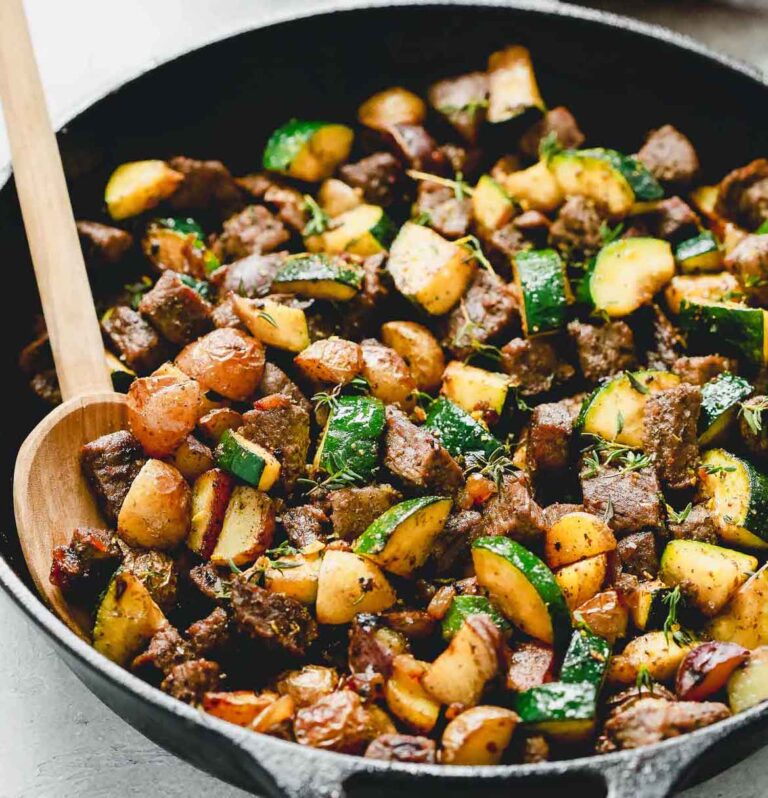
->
[701,463,736,477]
[538,131,562,163]
[302,194,331,237]
[626,371,650,395]
[600,220,625,246]
[666,502,692,525]
[740,396,768,436]
[406,169,475,198]
[463,445,516,489]
[460,235,495,274]
[124,276,153,310]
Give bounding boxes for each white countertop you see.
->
[1,1,767,795]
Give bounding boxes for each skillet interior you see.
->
[1,3,768,795]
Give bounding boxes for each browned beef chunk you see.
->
[76,220,133,269]
[326,485,401,540]
[213,205,289,261]
[294,690,372,753]
[527,403,572,472]
[429,72,488,144]
[725,234,768,305]
[161,659,221,704]
[236,172,274,199]
[383,407,464,493]
[263,181,307,232]
[188,562,231,603]
[644,305,684,370]
[384,123,443,172]
[542,502,584,528]
[186,607,230,656]
[210,294,244,329]
[216,251,287,298]
[138,270,212,345]
[348,614,398,683]
[437,143,483,180]
[101,305,170,374]
[485,222,528,264]
[81,431,146,522]
[522,735,550,764]
[637,125,700,187]
[548,196,607,259]
[240,394,309,492]
[122,548,179,611]
[29,370,61,406]
[412,181,472,239]
[581,466,662,534]
[568,320,636,382]
[667,504,718,544]
[167,156,243,216]
[382,610,435,640]
[132,626,193,676]
[616,531,658,579]
[500,337,574,396]
[598,697,729,752]
[555,394,589,424]
[442,269,519,360]
[339,152,402,207]
[640,197,699,244]
[429,509,481,575]
[365,733,437,763]
[519,106,585,161]
[606,683,675,712]
[481,472,546,543]
[716,158,768,229]
[340,252,390,340]
[230,578,318,657]
[49,527,122,594]
[256,362,311,415]
[673,355,736,386]
[281,505,329,549]
[643,384,701,490]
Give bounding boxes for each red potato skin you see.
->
[191,469,235,559]
[676,641,749,701]
[504,641,555,692]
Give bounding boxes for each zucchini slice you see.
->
[215,429,281,491]
[503,161,564,213]
[514,682,597,742]
[388,222,476,315]
[513,249,571,336]
[560,627,612,688]
[441,595,512,641]
[628,579,676,632]
[472,536,571,648]
[440,361,510,419]
[576,369,681,448]
[699,449,768,549]
[584,237,675,318]
[424,396,501,460]
[727,646,768,713]
[708,564,768,649]
[321,204,396,256]
[104,160,183,220]
[698,373,753,445]
[678,300,768,366]
[675,231,723,273]
[472,175,515,233]
[314,395,386,482]
[659,539,758,616]
[146,216,220,275]
[487,45,545,124]
[105,350,136,392]
[232,296,310,353]
[262,120,354,182]
[272,253,364,301]
[353,495,452,577]
[664,272,740,315]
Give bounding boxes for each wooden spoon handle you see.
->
[0,0,111,401]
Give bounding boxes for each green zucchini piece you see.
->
[513,249,571,336]
[423,396,501,460]
[215,429,281,491]
[178,273,214,301]
[272,253,363,301]
[560,627,611,687]
[441,595,512,640]
[156,216,220,274]
[472,174,515,232]
[514,682,597,741]
[699,449,768,549]
[105,350,136,393]
[472,536,571,649]
[262,119,354,182]
[675,231,723,273]
[314,395,386,482]
[576,369,681,448]
[441,361,510,419]
[322,204,396,256]
[353,495,452,577]
[699,372,753,445]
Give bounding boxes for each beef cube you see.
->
[383,123,443,173]
[230,578,318,657]
[643,383,701,490]
[49,527,122,594]
[186,607,230,656]
[442,269,519,359]
[81,431,147,522]
[76,220,133,269]
[138,270,212,345]
[382,610,435,640]
[412,180,472,239]
[486,222,528,263]
[160,659,221,705]
[672,355,737,386]
[294,690,372,754]
[326,485,401,540]
[555,394,588,424]
[167,156,243,216]
[542,502,584,528]
[365,734,437,763]
[188,562,231,603]
[429,71,489,144]
[340,253,391,340]
[527,403,573,472]
[240,394,310,492]
[101,305,170,374]
[132,626,193,677]
[667,504,718,545]
[437,143,483,180]
[519,106,585,161]
[716,158,768,229]
[637,125,700,187]
[348,614,398,681]
[30,370,61,406]
[725,234,768,306]
[481,472,546,543]
[216,251,287,298]
[429,509,482,575]
[281,505,329,549]
[568,320,636,382]
[548,196,608,259]
[644,305,684,370]
[213,205,289,262]
[640,196,699,244]
[616,531,658,579]
[263,181,307,232]
[500,337,574,396]
[256,362,311,415]
[122,548,179,611]
[210,294,244,329]
[383,407,464,493]
[339,152,402,207]
[581,466,662,534]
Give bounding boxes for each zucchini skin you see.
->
[215,429,268,487]
[675,231,722,273]
[514,682,597,723]
[273,253,363,299]
[513,248,570,335]
[560,628,611,687]
[698,372,753,444]
[354,495,445,556]
[317,395,386,480]
[423,397,501,460]
[679,300,768,365]
[262,120,325,172]
[581,148,663,201]
[441,595,512,640]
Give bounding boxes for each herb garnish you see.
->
[538,131,562,163]
[463,446,517,489]
[460,235,495,274]
[599,220,625,246]
[635,665,654,694]
[580,434,653,478]
[124,276,153,310]
[297,453,364,495]
[406,169,475,198]
[740,396,768,436]
[701,463,737,477]
[626,371,650,395]
[662,586,696,648]
[312,376,370,411]
[302,194,331,237]
[666,503,692,525]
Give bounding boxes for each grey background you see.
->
[1,1,767,795]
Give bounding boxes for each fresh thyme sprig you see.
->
[124,276,153,310]
[297,453,364,495]
[302,194,331,237]
[580,434,653,478]
[412,210,432,226]
[599,220,625,246]
[740,396,768,436]
[257,310,278,328]
[406,169,475,198]
[701,463,736,477]
[635,665,654,694]
[454,301,503,364]
[662,586,696,648]
[666,503,693,525]
[463,446,517,489]
[538,131,562,163]
[312,376,370,411]
[460,235,495,274]
[438,98,489,117]
[410,389,435,409]
[626,371,650,395]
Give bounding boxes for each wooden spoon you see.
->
[0,0,126,638]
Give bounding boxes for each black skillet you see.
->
[1,2,767,796]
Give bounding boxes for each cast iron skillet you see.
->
[1,2,768,796]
